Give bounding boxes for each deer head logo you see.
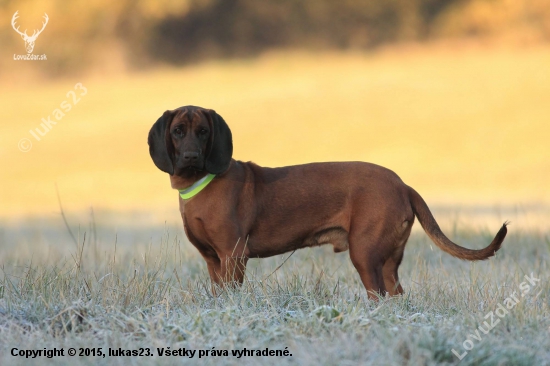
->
[11,11,49,54]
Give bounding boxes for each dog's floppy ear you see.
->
[204,109,233,174]
[148,110,176,175]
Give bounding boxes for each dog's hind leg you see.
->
[348,231,388,300]
[382,255,404,296]
[382,223,411,296]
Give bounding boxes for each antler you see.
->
[11,11,28,37]
[29,13,48,40]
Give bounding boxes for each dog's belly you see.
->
[305,226,349,253]
[246,226,349,258]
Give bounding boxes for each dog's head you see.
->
[148,106,233,177]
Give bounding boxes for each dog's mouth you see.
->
[184,162,204,170]
[175,163,205,176]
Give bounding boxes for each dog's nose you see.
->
[183,151,200,161]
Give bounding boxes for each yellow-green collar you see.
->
[178,173,216,200]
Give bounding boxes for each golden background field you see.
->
[2,0,549,224]
[1,43,549,222]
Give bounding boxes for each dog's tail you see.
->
[408,186,507,261]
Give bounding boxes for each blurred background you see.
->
[1,0,549,232]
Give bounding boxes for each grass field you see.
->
[0,216,549,365]
[1,43,550,220]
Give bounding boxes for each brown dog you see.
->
[148,105,507,300]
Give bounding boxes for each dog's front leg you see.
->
[202,255,223,295]
[219,254,248,287]
[202,253,248,295]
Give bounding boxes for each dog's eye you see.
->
[199,129,208,135]
[174,127,184,136]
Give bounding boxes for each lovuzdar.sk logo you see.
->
[11,11,48,61]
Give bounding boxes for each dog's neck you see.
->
[170,171,209,190]
[170,160,235,190]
